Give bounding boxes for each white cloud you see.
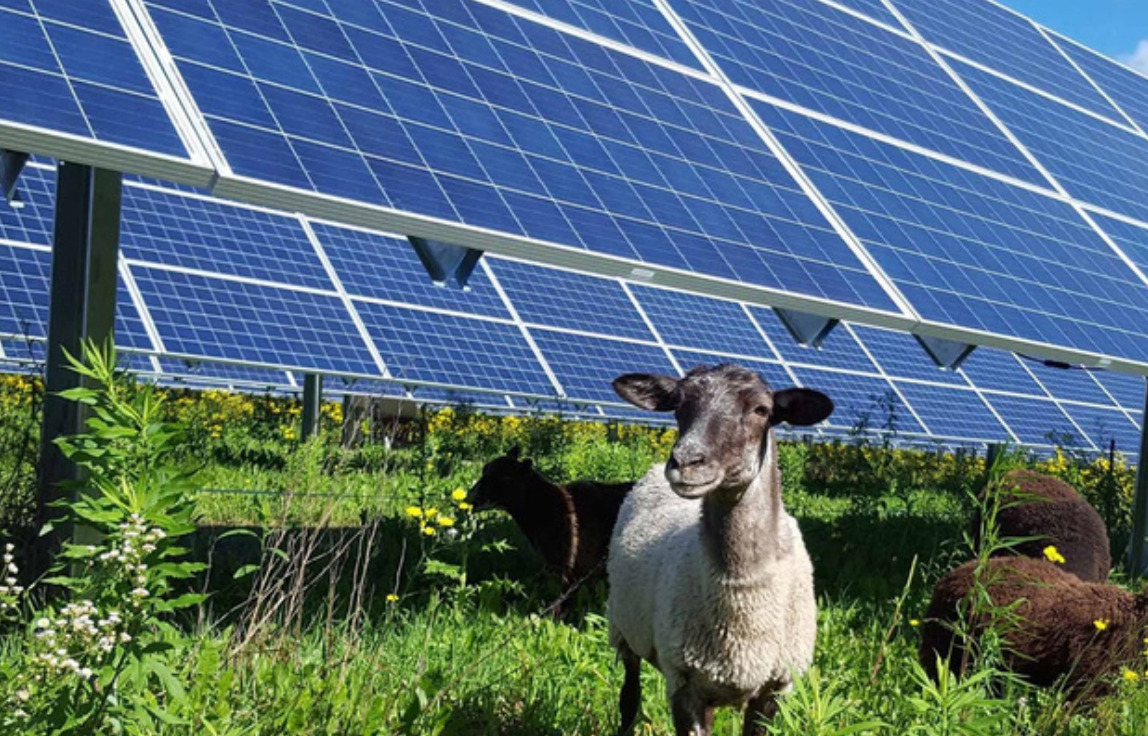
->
[1122,39,1148,76]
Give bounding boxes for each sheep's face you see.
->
[468,446,534,510]
[613,364,832,498]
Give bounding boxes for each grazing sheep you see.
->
[919,556,1148,694]
[468,446,632,596]
[974,469,1111,582]
[608,364,833,736]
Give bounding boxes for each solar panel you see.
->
[788,366,923,434]
[142,0,900,312]
[1053,36,1148,135]
[0,164,54,244]
[823,0,903,29]
[748,306,875,372]
[672,0,1043,183]
[529,328,675,404]
[1022,361,1116,408]
[850,325,967,385]
[958,347,1047,397]
[0,1,200,175]
[1092,370,1147,413]
[352,300,554,395]
[132,265,379,376]
[980,393,1078,446]
[156,358,293,388]
[497,0,703,69]
[121,185,334,290]
[313,222,511,318]
[954,59,1148,226]
[890,380,1010,442]
[890,0,1122,122]
[1066,404,1142,455]
[629,284,772,357]
[488,257,652,340]
[757,102,1148,364]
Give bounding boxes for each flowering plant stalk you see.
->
[1,340,204,734]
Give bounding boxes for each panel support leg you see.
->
[30,163,122,580]
[1128,377,1148,576]
[301,373,323,442]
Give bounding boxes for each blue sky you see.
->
[996,0,1148,71]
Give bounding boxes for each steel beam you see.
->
[301,373,323,441]
[1129,377,1148,576]
[31,163,122,579]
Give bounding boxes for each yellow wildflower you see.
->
[452,489,467,502]
[1094,619,1109,631]
[437,516,455,527]
[424,508,438,519]
[458,502,473,512]
[405,507,423,518]
[1123,669,1140,683]
[909,619,920,627]
[386,593,399,603]
[422,526,436,537]
[1043,545,1066,565]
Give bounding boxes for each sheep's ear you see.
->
[771,388,833,427]
[522,458,534,470]
[612,373,680,412]
[507,445,521,461]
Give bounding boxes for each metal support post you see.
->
[1128,377,1148,576]
[301,373,323,441]
[30,163,122,579]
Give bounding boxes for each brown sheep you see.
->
[974,469,1110,582]
[919,557,1148,695]
[467,446,632,600]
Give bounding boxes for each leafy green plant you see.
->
[768,666,887,735]
[0,340,204,734]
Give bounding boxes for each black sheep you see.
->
[974,469,1110,582]
[468,447,632,596]
[920,557,1148,695]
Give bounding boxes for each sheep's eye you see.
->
[752,405,770,418]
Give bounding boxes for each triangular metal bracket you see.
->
[1,149,29,208]
[916,334,976,370]
[774,308,838,347]
[409,237,484,290]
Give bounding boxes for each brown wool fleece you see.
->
[973,469,1111,582]
[920,557,1148,695]
[468,450,632,586]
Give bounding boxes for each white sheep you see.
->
[608,364,833,736]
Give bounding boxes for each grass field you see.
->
[1,358,1146,735]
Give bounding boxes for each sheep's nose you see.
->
[670,448,706,470]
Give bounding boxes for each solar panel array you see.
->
[0,161,1143,457]
[2,0,1148,455]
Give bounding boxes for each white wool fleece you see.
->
[607,464,817,701]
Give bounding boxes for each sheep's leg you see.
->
[617,644,642,736]
[741,690,779,736]
[670,686,712,736]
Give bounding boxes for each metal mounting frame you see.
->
[410,237,484,289]
[916,335,976,370]
[775,308,839,347]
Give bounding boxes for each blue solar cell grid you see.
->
[1089,212,1148,289]
[982,393,1076,446]
[134,265,379,375]
[499,0,703,69]
[353,300,554,395]
[0,165,54,246]
[758,102,1148,365]
[789,366,924,434]
[157,358,292,387]
[892,381,1009,440]
[121,187,334,290]
[747,306,876,372]
[958,347,1046,396]
[890,0,1121,122]
[1092,370,1146,413]
[0,1,187,157]
[312,222,510,318]
[1067,405,1141,455]
[1055,39,1148,134]
[630,285,772,357]
[824,0,902,29]
[1023,363,1114,407]
[0,244,51,339]
[488,258,652,339]
[851,325,966,385]
[145,0,896,310]
[956,60,1148,226]
[671,0,1042,185]
[530,328,675,404]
